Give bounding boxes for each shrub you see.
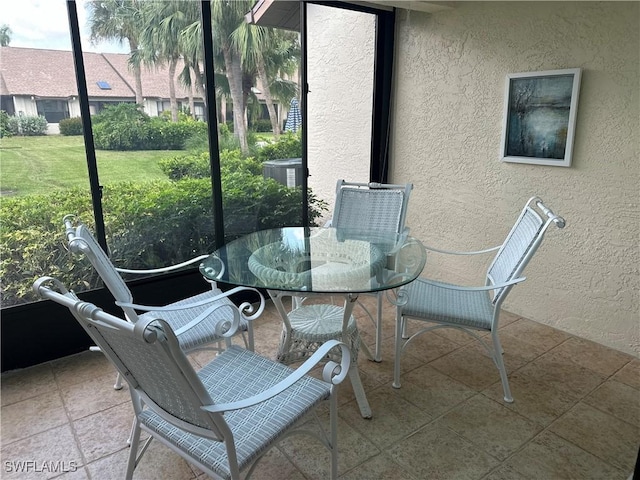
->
[0,110,11,138]
[159,152,211,180]
[147,117,208,150]
[6,115,48,136]
[256,132,302,161]
[250,119,272,132]
[92,104,150,150]
[92,103,207,150]
[0,171,327,307]
[58,117,83,136]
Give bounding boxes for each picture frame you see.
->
[500,68,582,167]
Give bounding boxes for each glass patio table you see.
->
[200,226,426,418]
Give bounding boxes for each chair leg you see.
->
[492,332,513,403]
[125,419,142,480]
[114,372,123,390]
[348,364,372,418]
[329,391,338,480]
[374,293,383,362]
[392,311,404,389]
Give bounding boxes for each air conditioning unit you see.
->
[262,158,303,188]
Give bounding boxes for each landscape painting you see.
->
[501,68,582,167]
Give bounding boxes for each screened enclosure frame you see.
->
[1,0,397,371]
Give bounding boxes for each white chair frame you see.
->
[393,196,565,402]
[35,277,350,480]
[325,179,413,362]
[63,215,264,389]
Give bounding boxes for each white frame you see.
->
[500,68,582,167]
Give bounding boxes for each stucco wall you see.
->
[307,4,375,221]
[391,2,639,355]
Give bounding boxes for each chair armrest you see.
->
[116,286,265,336]
[201,340,351,413]
[423,244,501,256]
[115,285,261,313]
[416,276,526,292]
[114,254,210,275]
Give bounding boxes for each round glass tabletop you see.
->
[199,227,426,294]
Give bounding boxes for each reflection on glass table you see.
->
[200,227,426,418]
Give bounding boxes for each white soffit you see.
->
[245,1,454,30]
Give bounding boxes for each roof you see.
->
[102,53,195,100]
[0,46,198,100]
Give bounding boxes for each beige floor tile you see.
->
[388,420,500,480]
[50,350,116,387]
[582,379,640,427]
[349,356,390,388]
[428,345,508,392]
[483,350,606,426]
[549,402,639,472]
[440,395,542,461]
[496,310,522,328]
[86,440,197,480]
[73,402,135,463]
[548,336,636,377]
[395,364,477,417]
[59,373,129,420]
[1,304,637,480]
[480,464,529,480]
[339,385,433,448]
[239,448,305,480]
[1,391,69,444]
[424,324,478,346]
[339,452,419,480]
[500,318,572,352]
[279,415,380,480]
[1,424,83,480]
[504,430,625,479]
[49,467,90,479]
[613,359,640,389]
[1,363,57,407]
[396,327,463,364]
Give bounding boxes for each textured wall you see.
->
[307,4,375,221]
[391,2,639,355]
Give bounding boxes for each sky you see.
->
[1,0,129,53]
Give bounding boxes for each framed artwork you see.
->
[500,68,582,167]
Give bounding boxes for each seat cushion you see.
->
[402,278,494,330]
[140,290,248,351]
[138,346,331,480]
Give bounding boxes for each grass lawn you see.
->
[0,135,182,196]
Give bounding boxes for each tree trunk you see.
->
[257,54,280,139]
[168,57,178,122]
[192,65,207,120]
[128,39,144,105]
[222,42,248,154]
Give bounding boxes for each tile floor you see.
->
[2,298,639,480]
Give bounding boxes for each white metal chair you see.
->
[326,179,413,362]
[63,215,264,389]
[393,196,566,403]
[34,277,350,480]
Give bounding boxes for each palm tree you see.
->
[87,0,144,105]
[233,25,299,138]
[0,24,12,46]
[210,0,254,154]
[138,1,202,122]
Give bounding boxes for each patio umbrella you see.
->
[285,98,302,133]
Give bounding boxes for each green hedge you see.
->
[92,103,207,150]
[0,110,11,138]
[59,117,83,136]
[0,168,326,307]
[256,132,301,161]
[6,115,48,136]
